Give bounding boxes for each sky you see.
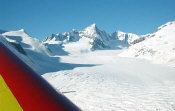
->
[0,0,175,40]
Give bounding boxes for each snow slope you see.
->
[1,30,64,74]
[120,21,175,67]
[43,50,175,111]
[0,34,38,71]
[2,29,49,54]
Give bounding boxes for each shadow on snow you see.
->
[25,49,98,75]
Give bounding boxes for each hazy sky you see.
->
[1,0,175,40]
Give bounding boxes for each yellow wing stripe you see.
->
[0,75,23,111]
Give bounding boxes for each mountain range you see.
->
[0,21,175,74]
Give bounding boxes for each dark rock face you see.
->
[91,38,109,50]
[10,42,27,55]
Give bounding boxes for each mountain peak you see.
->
[71,29,78,32]
[81,23,100,36]
[84,23,98,31]
[19,29,25,32]
[89,23,97,28]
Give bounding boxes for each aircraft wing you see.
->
[0,42,80,111]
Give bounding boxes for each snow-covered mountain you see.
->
[43,24,143,54]
[1,21,175,74]
[0,29,64,74]
[0,33,37,70]
[110,30,144,44]
[2,29,50,54]
[120,21,175,67]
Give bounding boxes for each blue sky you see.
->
[0,0,175,40]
